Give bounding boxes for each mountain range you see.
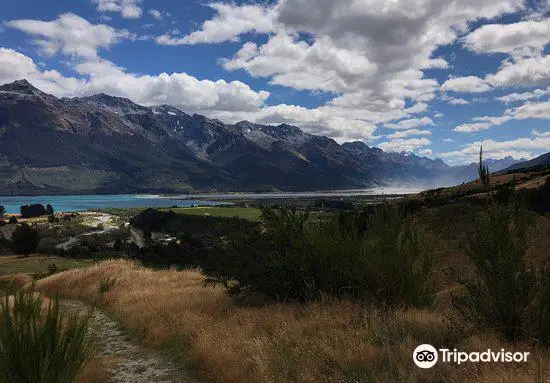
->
[504,152,550,172]
[0,80,526,195]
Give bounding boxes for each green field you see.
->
[162,206,263,221]
[0,256,93,276]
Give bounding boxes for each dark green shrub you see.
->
[19,204,47,218]
[478,146,490,190]
[11,223,40,255]
[203,205,435,306]
[46,215,59,224]
[0,288,91,383]
[528,270,550,345]
[8,217,17,225]
[453,201,550,342]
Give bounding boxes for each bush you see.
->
[46,215,59,223]
[11,223,40,255]
[0,288,91,383]
[453,201,550,342]
[19,204,48,218]
[203,205,435,306]
[8,217,17,225]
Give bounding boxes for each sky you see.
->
[0,0,549,165]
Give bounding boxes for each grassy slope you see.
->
[36,260,550,383]
[162,206,263,221]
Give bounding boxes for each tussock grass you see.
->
[36,260,550,382]
[0,288,91,383]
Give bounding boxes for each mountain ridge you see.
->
[0,80,523,195]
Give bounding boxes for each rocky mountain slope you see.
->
[0,80,521,195]
[504,152,550,171]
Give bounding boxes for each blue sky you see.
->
[0,0,549,164]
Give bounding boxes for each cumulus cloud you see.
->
[8,13,131,59]
[440,55,550,93]
[441,76,492,93]
[0,48,85,96]
[385,117,434,130]
[182,0,522,139]
[377,138,431,153]
[148,9,162,20]
[156,3,275,45]
[387,129,432,139]
[0,46,270,115]
[454,100,550,132]
[486,55,550,88]
[5,2,547,146]
[440,137,550,162]
[448,98,470,105]
[91,0,143,19]
[497,87,550,103]
[461,19,550,57]
[532,129,550,137]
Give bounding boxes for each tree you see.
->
[8,216,17,224]
[0,205,5,218]
[478,145,490,190]
[11,223,40,255]
[46,204,54,215]
[19,204,47,218]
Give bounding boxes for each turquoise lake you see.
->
[0,194,223,214]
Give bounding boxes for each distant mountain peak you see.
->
[0,79,44,96]
[82,92,135,106]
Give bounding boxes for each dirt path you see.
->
[63,300,196,383]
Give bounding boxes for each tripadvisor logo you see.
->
[413,344,438,368]
[413,344,530,368]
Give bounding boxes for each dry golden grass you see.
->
[0,273,33,291]
[35,260,550,383]
[77,356,118,383]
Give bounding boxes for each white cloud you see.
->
[448,98,470,105]
[377,138,431,153]
[440,55,550,94]
[0,48,85,96]
[6,3,546,146]
[486,55,550,88]
[0,47,270,115]
[532,129,550,137]
[156,3,275,45]
[0,45,382,142]
[183,0,523,139]
[148,9,162,20]
[497,87,550,103]
[91,0,143,19]
[440,136,550,162]
[454,100,550,132]
[443,138,454,142]
[418,148,433,156]
[441,76,492,93]
[461,19,550,57]
[387,129,432,139]
[385,117,434,130]
[8,13,131,59]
